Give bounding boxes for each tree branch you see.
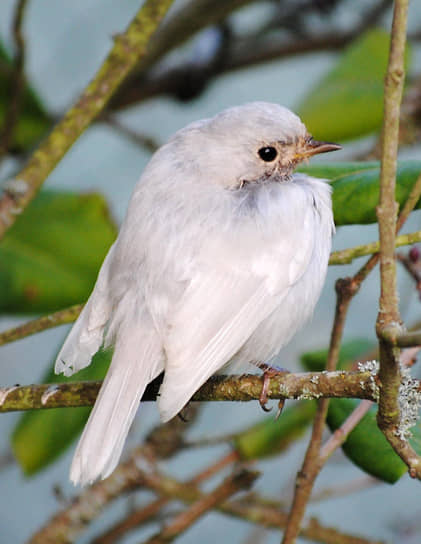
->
[0,303,82,346]
[143,469,258,544]
[34,443,384,544]
[329,229,421,265]
[109,0,395,110]
[0,371,381,413]
[374,0,421,480]
[3,226,421,350]
[0,0,29,160]
[0,0,174,240]
[92,451,238,544]
[281,275,357,544]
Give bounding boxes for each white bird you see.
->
[55,102,339,486]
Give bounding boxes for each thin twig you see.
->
[225,499,385,544]
[0,304,82,346]
[0,0,29,160]
[329,229,421,265]
[0,0,174,240]
[310,476,380,503]
[396,250,421,296]
[109,0,395,110]
[396,172,421,231]
[124,465,386,544]
[3,229,421,351]
[281,276,356,544]
[93,451,239,544]
[280,4,421,536]
[30,406,200,544]
[33,445,382,544]
[319,347,420,463]
[142,469,258,544]
[319,400,374,462]
[395,330,421,347]
[101,113,160,153]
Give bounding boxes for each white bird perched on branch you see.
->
[55,102,340,485]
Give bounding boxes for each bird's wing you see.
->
[158,207,316,422]
[55,243,116,376]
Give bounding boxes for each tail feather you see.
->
[70,325,164,485]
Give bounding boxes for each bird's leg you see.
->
[257,362,289,418]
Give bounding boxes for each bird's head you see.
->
[171,102,341,189]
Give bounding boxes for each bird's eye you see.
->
[258,146,277,162]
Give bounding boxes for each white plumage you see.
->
[55,102,337,485]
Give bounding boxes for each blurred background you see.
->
[0,1,421,542]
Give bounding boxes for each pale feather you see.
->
[159,181,320,422]
[55,243,116,377]
[70,322,163,485]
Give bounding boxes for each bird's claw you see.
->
[259,368,273,412]
[275,399,286,420]
[258,363,289,415]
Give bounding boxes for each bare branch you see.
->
[0,304,82,347]
[143,469,258,544]
[0,0,29,160]
[329,230,421,265]
[0,0,174,240]
[374,0,421,480]
[0,371,381,413]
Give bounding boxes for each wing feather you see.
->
[158,203,317,422]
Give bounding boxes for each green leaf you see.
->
[299,160,421,226]
[0,190,117,313]
[297,29,410,141]
[0,41,51,151]
[326,399,410,484]
[233,401,316,461]
[300,338,375,372]
[301,340,420,483]
[12,349,112,475]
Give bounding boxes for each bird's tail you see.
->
[55,244,116,377]
[70,324,164,486]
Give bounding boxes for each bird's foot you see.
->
[258,363,289,418]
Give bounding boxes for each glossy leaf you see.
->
[297,29,410,141]
[301,340,420,483]
[326,399,410,484]
[12,348,112,475]
[0,41,51,151]
[300,338,375,372]
[300,160,421,226]
[0,190,117,314]
[233,401,316,461]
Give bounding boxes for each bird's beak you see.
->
[297,138,342,160]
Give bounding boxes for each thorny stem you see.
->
[0,0,174,240]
